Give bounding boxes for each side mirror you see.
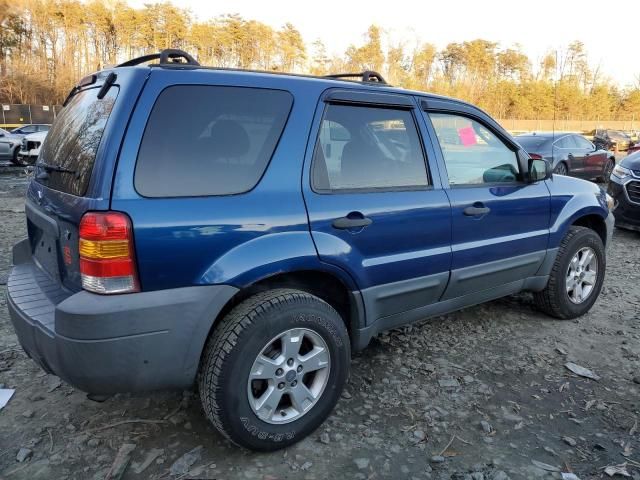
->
[528,157,552,182]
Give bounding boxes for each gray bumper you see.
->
[7,239,237,394]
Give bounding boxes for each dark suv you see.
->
[7,50,615,451]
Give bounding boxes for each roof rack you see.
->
[114,50,391,87]
[324,71,388,85]
[116,49,200,68]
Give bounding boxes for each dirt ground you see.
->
[0,164,639,480]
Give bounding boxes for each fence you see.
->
[497,119,638,134]
[1,104,62,128]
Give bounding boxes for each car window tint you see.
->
[135,86,293,197]
[555,136,576,149]
[573,135,593,149]
[429,113,520,186]
[312,104,428,191]
[21,126,37,133]
[37,87,118,196]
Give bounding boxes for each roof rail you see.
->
[324,71,388,85]
[116,49,200,68]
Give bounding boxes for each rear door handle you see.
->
[463,205,490,216]
[332,213,373,229]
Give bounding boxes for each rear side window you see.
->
[312,104,429,192]
[37,87,118,196]
[135,86,293,197]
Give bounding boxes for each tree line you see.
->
[1,0,639,121]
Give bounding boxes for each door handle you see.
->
[332,213,373,230]
[463,205,490,216]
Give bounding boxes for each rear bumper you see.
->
[7,239,238,394]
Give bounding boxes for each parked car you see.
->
[7,49,615,452]
[627,142,640,155]
[16,130,48,165]
[589,129,634,151]
[10,123,50,137]
[608,150,640,231]
[0,128,23,164]
[516,132,615,181]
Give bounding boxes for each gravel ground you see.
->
[0,165,639,480]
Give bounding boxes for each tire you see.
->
[554,162,568,176]
[534,226,605,319]
[198,288,350,451]
[599,158,615,183]
[9,147,22,166]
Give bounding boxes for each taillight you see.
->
[528,153,543,160]
[79,212,139,294]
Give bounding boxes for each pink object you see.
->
[458,126,477,146]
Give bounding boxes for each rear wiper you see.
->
[39,162,76,174]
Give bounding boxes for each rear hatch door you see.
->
[25,68,148,291]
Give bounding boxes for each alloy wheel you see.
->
[247,328,331,424]
[565,247,598,304]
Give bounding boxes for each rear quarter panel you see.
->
[110,70,358,291]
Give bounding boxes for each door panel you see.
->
[573,135,604,177]
[425,111,551,300]
[443,183,550,299]
[303,95,452,325]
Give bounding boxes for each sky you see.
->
[130,0,640,87]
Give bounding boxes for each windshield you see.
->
[608,130,628,140]
[36,86,118,196]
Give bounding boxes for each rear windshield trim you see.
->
[133,84,294,199]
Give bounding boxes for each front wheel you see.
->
[198,289,350,451]
[9,147,22,166]
[534,226,605,319]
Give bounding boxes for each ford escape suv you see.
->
[7,49,615,451]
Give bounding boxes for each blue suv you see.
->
[7,50,614,451]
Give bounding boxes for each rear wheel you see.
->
[198,289,350,451]
[535,226,605,319]
[599,158,615,183]
[554,162,568,176]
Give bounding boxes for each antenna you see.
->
[552,49,558,166]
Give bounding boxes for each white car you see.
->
[0,128,23,164]
[17,130,48,165]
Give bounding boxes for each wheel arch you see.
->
[571,213,607,246]
[202,269,366,359]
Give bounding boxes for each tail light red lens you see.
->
[78,212,139,294]
[528,153,543,160]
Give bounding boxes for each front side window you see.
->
[429,113,520,186]
[135,86,293,197]
[312,104,428,191]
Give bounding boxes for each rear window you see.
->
[37,87,118,196]
[135,86,293,197]
[516,136,548,151]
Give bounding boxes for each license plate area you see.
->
[28,220,61,282]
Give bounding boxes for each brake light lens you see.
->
[528,153,543,160]
[79,212,139,294]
